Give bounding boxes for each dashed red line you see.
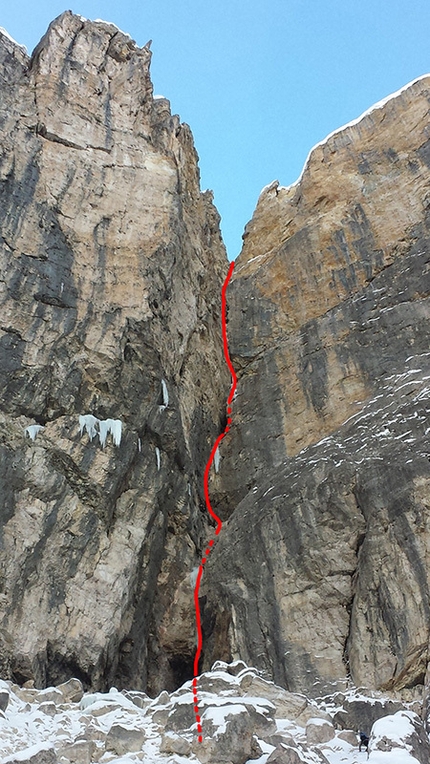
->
[192,260,237,743]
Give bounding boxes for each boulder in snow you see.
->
[306,718,335,744]
[368,710,430,763]
[0,744,57,764]
[56,678,84,704]
[105,723,145,755]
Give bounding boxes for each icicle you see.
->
[187,483,191,496]
[161,379,169,407]
[155,446,161,471]
[138,438,142,453]
[79,415,122,446]
[98,419,112,448]
[110,419,122,446]
[24,424,44,441]
[79,414,99,441]
[98,418,122,448]
[214,445,221,473]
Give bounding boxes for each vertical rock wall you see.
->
[204,76,430,695]
[0,13,229,693]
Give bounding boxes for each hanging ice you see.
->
[79,415,122,447]
[155,446,161,471]
[161,379,169,407]
[98,418,122,448]
[109,419,122,446]
[79,414,99,441]
[24,424,44,441]
[138,438,142,453]
[214,445,221,473]
[99,418,122,447]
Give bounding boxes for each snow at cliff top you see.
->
[0,27,27,50]
[259,73,430,200]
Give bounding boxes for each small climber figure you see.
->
[359,731,369,752]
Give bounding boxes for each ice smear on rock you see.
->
[214,445,221,473]
[161,378,169,408]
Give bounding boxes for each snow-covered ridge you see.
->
[0,27,27,52]
[259,73,430,201]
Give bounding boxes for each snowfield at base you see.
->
[0,666,427,764]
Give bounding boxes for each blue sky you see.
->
[2,1,430,260]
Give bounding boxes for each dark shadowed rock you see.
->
[333,696,404,731]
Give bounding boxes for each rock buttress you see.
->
[0,13,229,693]
[204,76,430,695]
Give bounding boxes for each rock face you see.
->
[203,76,430,694]
[2,10,430,708]
[0,13,229,693]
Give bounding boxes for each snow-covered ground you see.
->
[0,662,427,764]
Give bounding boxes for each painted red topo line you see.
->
[192,260,237,743]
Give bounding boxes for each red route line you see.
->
[192,260,237,743]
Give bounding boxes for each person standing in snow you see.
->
[359,731,369,752]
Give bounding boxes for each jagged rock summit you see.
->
[0,12,229,693]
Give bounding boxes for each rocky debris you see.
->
[57,740,95,764]
[0,746,57,764]
[0,12,228,694]
[0,662,427,764]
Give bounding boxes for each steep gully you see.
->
[193,261,237,742]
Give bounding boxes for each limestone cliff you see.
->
[204,76,430,695]
[0,12,229,693]
[2,10,430,705]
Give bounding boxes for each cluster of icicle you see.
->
[24,380,169,454]
[79,415,122,447]
[24,417,122,447]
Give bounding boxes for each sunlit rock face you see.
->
[204,76,430,695]
[0,12,229,694]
